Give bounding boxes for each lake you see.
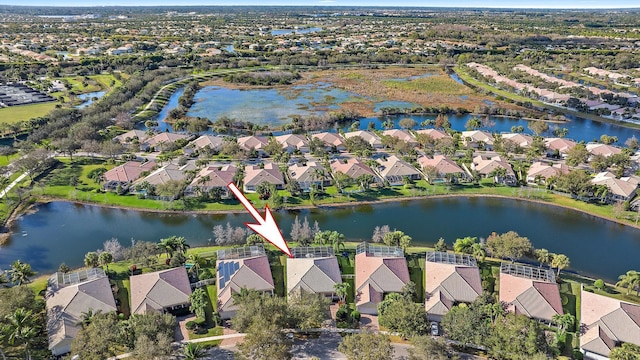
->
[75,91,106,109]
[155,80,640,145]
[2,198,639,281]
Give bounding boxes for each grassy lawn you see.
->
[271,255,286,298]
[383,75,473,96]
[0,102,57,124]
[407,255,425,303]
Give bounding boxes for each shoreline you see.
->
[8,191,639,232]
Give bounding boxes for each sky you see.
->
[1,0,639,9]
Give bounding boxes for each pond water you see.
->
[75,91,106,109]
[2,198,640,281]
[155,79,640,145]
[271,27,322,35]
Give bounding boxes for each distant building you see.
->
[343,130,383,149]
[311,132,347,152]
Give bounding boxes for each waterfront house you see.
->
[140,132,188,152]
[499,264,563,323]
[591,172,639,203]
[135,162,194,189]
[311,132,347,152]
[188,164,236,197]
[243,162,285,192]
[330,158,379,182]
[461,130,494,150]
[472,155,516,185]
[382,129,417,146]
[343,130,383,149]
[418,155,466,183]
[237,135,269,157]
[414,128,452,141]
[130,267,192,315]
[376,155,421,185]
[217,245,275,319]
[501,133,534,149]
[545,138,576,158]
[287,246,342,299]
[424,251,482,322]
[187,135,225,154]
[526,162,570,185]
[288,161,331,191]
[46,268,117,357]
[113,129,148,145]
[102,160,156,191]
[586,143,622,158]
[355,242,410,315]
[276,134,310,153]
[580,287,640,359]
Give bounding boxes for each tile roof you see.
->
[502,133,534,148]
[217,255,275,314]
[46,274,116,356]
[103,161,156,183]
[288,161,328,183]
[287,255,342,295]
[499,265,562,322]
[113,129,148,144]
[425,252,482,317]
[382,129,417,144]
[544,138,576,153]
[311,132,346,147]
[462,130,494,145]
[276,134,309,150]
[244,162,284,187]
[414,128,451,140]
[591,172,640,199]
[377,155,420,178]
[355,248,409,310]
[418,155,464,176]
[190,135,224,150]
[130,267,192,315]
[189,164,236,188]
[144,132,188,147]
[237,136,268,151]
[472,155,515,176]
[580,288,640,357]
[526,162,569,181]
[343,130,382,147]
[330,158,377,179]
[586,143,622,157]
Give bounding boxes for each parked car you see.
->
[430,321,439,336]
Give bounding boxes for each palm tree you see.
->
[551,253,570,277]
[0,271,9,288]
[231,287,257,306]
[75,309,101,329]
[534,248,551,268]
[616,270,640,296]
[98,252,113,271]
[157,237,178,258]
[84,252,99,268]
[1,308,38,359]
[552,313,575,336]
[188,253,205,278]
[173,236,190,255]
[453,237,477,254]
[334,282,350,303]
[8,260,36,286]
[471,243,486,263]
[183,342,206,360]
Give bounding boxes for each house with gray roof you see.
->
[424,252,482,322]
[217,245,274,319]
[499,264,563,323]
[288,161,331,191]
[46,268,116,356]
[243,162,285,192]
[580,287,640,359]
[343,130,383,149]
[376,155,421,185]
[102,160,156,191]
[287,246,342,299]
[130,267,192,315]
[355,242,410,315]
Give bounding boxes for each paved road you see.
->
[0,172,26,198]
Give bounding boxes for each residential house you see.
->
[102,160,156,190]
[501,133,534,149]
[311,132,347,152]
[113,129,148,145]
[376,155,421,185]
[237,136,269,157]
[135,162,194,189]
[186,135,224,154]
[526,162,570,184]
[580,287,640,360]
[424,252,482,322]
[499,264,563,323]
[545,138,577,158]
[188,164,236,197]
[287,246,342,299]
[343,130,383,149]
[330,158,379,182]
[140,132,188,152]
[217,245,275,319]
[461,130,494,150]
[591,172,639,203]
[414,128,451,141]
[244,162,285,192]
[586,143,622,158]
[130,267,192,315]
[472,155,517,185]
[382,129,417,146]
[46,268,117,356]
[276,134,310,153]
[418,155,466,182]
[288,161,331,191]
[354,242,410,315]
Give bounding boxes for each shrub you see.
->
[561,294,569,306]
[594,279,605,290]
[185,321,197,330]
[336,304,350,322]
[350,310,361,321]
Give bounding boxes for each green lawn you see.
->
[383,75,473,96]
[0,102,57,124]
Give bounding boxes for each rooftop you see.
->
[217,244,266,260]
[500,263,555,283]
[426,251,477,267]
[292,246,335,259]
[356,242,403,258]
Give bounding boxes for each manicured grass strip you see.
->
[0,102,57,124]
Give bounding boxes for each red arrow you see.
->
[227,182,293,258]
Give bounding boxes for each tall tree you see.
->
[616,270,640,296]
[334,282,350,303]
[534,248,551,268]
[84,251,99,268]
[8,261,36,285]
[338,332,394,360]
[408,336,459,360]
[453,236,477,254]
[236,317,292,360]
[98,252,113,271]
[486,231,532,263]
[551,253,570,276]
[1,308,39,359]
[609,343,640,360]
